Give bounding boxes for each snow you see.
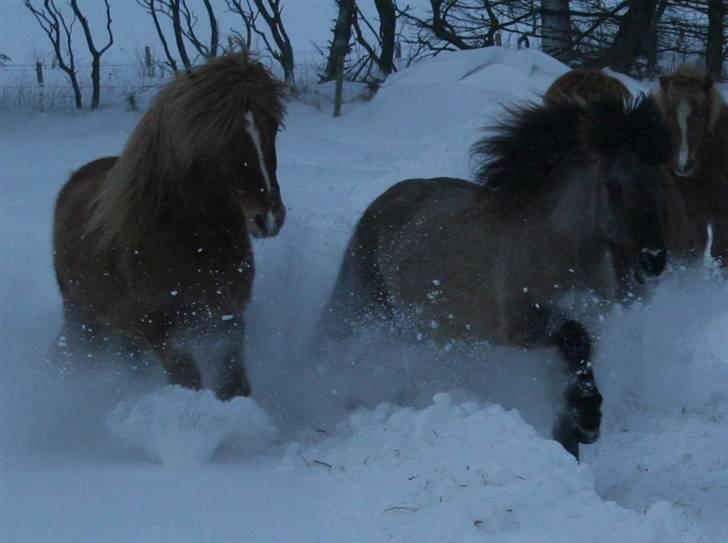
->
[1,47,727,542]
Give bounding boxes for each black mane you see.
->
[472,96,673,207]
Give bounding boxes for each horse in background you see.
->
[320,96,678,458]
[544,68,631,104]
[53,52,287,400]
[654,64,728,267]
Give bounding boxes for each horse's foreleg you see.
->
[550,319,603,460]
[53,301,108,362]
[524,305,603,459]
[140,320,202,391]
[709,218,728,271]
[214,317,251,401]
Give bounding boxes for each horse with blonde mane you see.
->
[654,64,728,267]
[53,52,287,400]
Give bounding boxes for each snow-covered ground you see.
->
[1,48,727,543]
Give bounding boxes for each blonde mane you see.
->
[654,64,725,131]
[87,52,286,248]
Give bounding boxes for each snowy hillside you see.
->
[1,48,727,543]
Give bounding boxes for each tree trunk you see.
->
[69,74,83,109]
[645,0,668,76]
[599,0,658,73]
[706,0,726,78]
[202,0,218,58]
[171,0,192,69]
[324,0,356,82]
[541,0,572,62]
[375,0,396,77]
[90,57,101,109]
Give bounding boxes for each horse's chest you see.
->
[130,238,254,307]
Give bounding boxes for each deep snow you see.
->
[1,48,727,543]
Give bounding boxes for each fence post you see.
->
[35,62,44,113]
[144,46,154,77]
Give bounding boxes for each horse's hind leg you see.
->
[318,217,393,343]
[524,306,603,459]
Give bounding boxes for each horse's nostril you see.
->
[639,248,666,277]
[254,214,267,232]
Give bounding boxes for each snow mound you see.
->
[382,46,567,90]
[285,394,676,543]
[108,386,277,465]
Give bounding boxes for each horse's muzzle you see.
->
[639,247,666,277]
[250,206,285,239]
[674,158,696,177]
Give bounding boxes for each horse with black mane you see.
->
[53,52,286,400]
[320,96,682,458]
[654,64,728,267]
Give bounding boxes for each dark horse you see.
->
[53,52,286,400]
[654,64,728,267]
[321,97,678,458]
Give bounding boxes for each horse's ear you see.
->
[703,74,714,91]
[658,75,671,90]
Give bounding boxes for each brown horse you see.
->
[544,68,631,104]
[53,52,286,400]
[320,97,678,458]
[654,64,728,266]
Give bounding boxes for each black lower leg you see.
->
[551,319,603,459]
[162,350,202,390]
[217,351,251,400]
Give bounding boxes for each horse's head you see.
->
[584,97,676,283]
[601,153,668,282]
[183,53,287,239]
[230,108,285,239]
[657,66,721,177]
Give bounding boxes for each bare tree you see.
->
[541,0,572,61]
[137,0,219,72]
[351,0,397,81]
[227,0,295,84]
[397,0,533,58]
[136,0,179,72]
[599,1,661,72]
[24,0,83,109]
[69,0,113,109]
[374,0,397,77]
[322,0,356,82]
[169,0,193,68]
[706,0,726,77]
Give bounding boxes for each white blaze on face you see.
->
[244,110,276,230]
[676,100,691,173]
